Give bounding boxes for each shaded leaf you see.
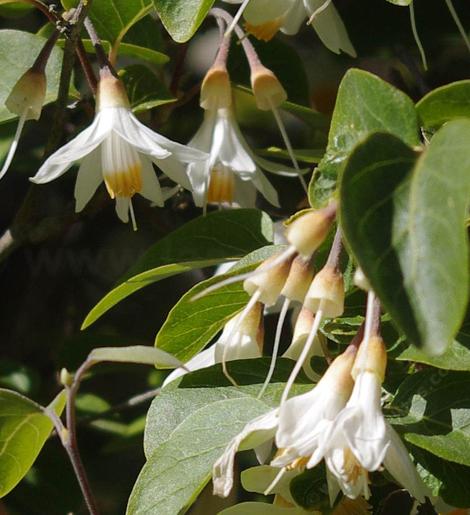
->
[88,345,183,368]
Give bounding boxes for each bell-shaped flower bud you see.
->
[251,64,287,111]
[6,68,46,121]
[286,204,336,259]
[96,73,131,110]
[280,255,314,304]
[304,265,344,318]
[244,252,294,306]
[352,335,387,383]
[200,66,232,111]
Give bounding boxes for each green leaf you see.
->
[416,80,470,130]
[144,358,310,457]
[152,0,215,42]
[127,397,269,515]
[386,0,412,5]
[258,147,325,164]
[219,503,307,515]
[82,209,273,329]
[88,345,183,368]
[390,370,470,467]
[0,1,33,16]
[311,68,419,207]
[154,246,280,365]
[62,0,153,48]
[396,341,470,371]
[289,465,330,511]
[0,389,65,497]
[119,65,175,113]
[0,30,64,124]
[340,122,470,353]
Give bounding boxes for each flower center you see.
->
[245,18,284,42]
[102,131,142,198]
[207,165,235,205]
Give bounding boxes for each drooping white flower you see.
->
[213,408,280,497]
[163,302,263,386]
[187,106,290,210]
[224,0,356,56]
[30,72,207,228]
[271,344,356,470]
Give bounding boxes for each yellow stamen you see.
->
[245,18,283,41]
[207,166,235,204]
[104,163,142,198]
[343,448,369,485]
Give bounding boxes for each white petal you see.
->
[189,110,217,153]
[325,447,370,499]
[304,0,356,56]
[253,153,310,178]
[233,176,257,208]
[31,114,109,184]
[281,0,307,34]
[155,155,194,190]
[383,424,430,503]
[162,346,216,387]
[115,196,130,223]
[139,156,164,206]
[213,409,279,497]
[250,169,280,207]
[186,161,209,207]
[340,372,389,471]
[122,110,208,163]
[74,147,103,212]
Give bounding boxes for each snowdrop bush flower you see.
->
[31,71,207,229]
[224,0,356,56]
[163,302,263,386]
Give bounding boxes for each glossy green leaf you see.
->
[0,30,64,124]
[390,370,470,468]
[127,397,268,515]
[416,80,470,130]
[0,1,33,16]
[397,341,470,370]
[82,209,273,329]
[340,122,470,353]
[258,147,325,165]
[219,503,307,515]
[154,246,280,365]
[119,65,175,113]
[311,68,419,207]
[152,0,215,42]
[88,345,183,368]
[0,389,65,497]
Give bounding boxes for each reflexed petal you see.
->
[325,446,370,499]
[304,0,356,56]
[139,156,164,206]
[233,176,257,208]
[74,148,103,212]
[162,346,216,387]
[281,0,307,35]
[186,161,209,207]
[156,155,194,190]
[115,196,130,223]
[213,409,279,497]
[253,154,310,178]
[122,110,208,163]
[31,115,109,184]
[244,0,293,25]
[383,424,430,503]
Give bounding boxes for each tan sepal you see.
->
[321,343,357,398]
[286,207,335,259]
[200,66,232,110]
[245,18,283,42]
[243,253,294,306]
[352,335,387,382]
[97,75,130,110]
[281,255,314,303]
[303,265,344,318]
[251,65,287,111]
[5,69,46,120]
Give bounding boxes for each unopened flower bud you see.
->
[244,252,294,306]
[200,66,232,110]
[251,65,287,111]
[321,343,357,398]
[354,267,370,291]
[286,205,336,259]
[238,301,264,352]
[59,367,74,387]
[281,255,314,303]
[352,335,387,383]
[304,265,344,318]
[6,68,46,121]
[96,74,130,111]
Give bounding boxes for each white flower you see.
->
[30,74,207,228]
[187,106,293,210]
[271,345,356,470]
[213,408,279,497]
[225,0,356,56]
[163,302,263,386]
